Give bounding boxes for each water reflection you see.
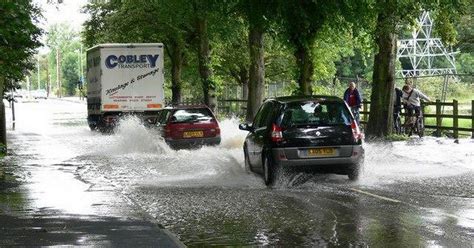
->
[0,163,27,213]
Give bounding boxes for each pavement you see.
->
[0,142,185,247]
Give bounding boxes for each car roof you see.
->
[162,104,211,110]
[269,95,344,104]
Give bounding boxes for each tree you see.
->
[236,0,276,122]
[213,22,250,100]
[0,0,42,151]
[190,0,217,110]
[45,23,82,97]
[276,1,358,96]
[62,53,80,96]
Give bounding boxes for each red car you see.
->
[152,105,221,149]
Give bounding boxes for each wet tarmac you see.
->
[2,98,473,247]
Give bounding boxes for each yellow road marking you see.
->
[349,188,470,221]
[349,188,401,203]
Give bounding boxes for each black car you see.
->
[239,96,364,185]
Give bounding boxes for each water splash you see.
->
[346,137,474,188]
[74,115,474,189]
[78,117,262,188]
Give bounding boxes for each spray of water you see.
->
[76,115,473,190]
[77,116,262,189]
[361,138,474,185]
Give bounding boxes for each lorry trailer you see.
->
[86,43,165,131]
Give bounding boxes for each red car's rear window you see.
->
[170,108,214,123]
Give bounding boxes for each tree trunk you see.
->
[240,67,249,100]
[196,17,217,111]
[366,10,397,138]
[56,49,62,98]
[169,40,184,105]
[230,67,249,100]
[46,57,50,97]
[294,43,314,95]
[0,76,6,150]
[246,25,265,122]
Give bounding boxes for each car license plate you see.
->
[183,131,204,138]
[307,148,335,156]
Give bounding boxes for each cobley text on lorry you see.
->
[105,54,159,69]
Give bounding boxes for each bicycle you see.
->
[404,107,424,138]
[350,106,361,125]
[393,111,403,135]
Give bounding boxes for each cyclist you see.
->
[402,85,430,127]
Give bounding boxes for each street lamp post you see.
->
[37,55,41,90]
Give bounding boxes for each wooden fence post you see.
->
[472,100,474,139]
[422,102,426,134]
[363,100,368,123]
[453,99,458,139]
[436,99,441,137]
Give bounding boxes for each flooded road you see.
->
[3,99,474,247]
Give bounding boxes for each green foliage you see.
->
[61,53,80,96]
[0,0,42,88]
[43,23,83,96]
[79,0,472,106]
[413,77,474,102]
[455,4,473,53]
[457,53,474,75]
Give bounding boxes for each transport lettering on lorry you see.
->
[105,54,160,69]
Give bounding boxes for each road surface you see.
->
[2,98,473,247]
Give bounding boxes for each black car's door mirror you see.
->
[239,123,253,132]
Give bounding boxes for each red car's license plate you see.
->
[183,131,204,138]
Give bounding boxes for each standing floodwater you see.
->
[4,99,474,247]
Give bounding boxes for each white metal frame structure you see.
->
[396,11,458,78]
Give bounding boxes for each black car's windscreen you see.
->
[171,108,214,123]
[279,101,352,127]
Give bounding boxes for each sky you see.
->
[33,0,90,53]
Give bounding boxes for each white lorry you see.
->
[86,43,165,131]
